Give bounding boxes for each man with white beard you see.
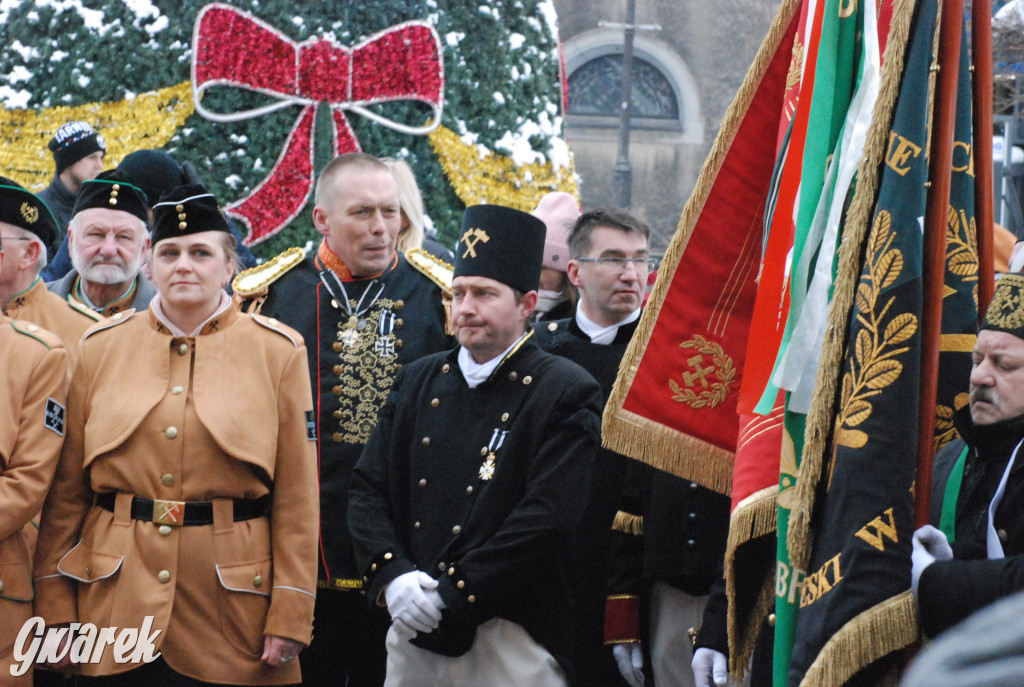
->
[47,170,156,316]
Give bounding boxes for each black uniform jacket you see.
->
[251,251,451,585]
[921,406,1024,637]
[348,337,602,680]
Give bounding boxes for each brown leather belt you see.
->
[95,492,269,527]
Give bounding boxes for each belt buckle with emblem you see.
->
[153,499,186,526]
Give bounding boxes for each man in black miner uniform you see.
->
[234,152,452,687]
[348,204,603,686]
[913,273,1024,637]
[535,208,730,687]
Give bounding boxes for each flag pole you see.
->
[916,0,964,528]
[974,0,995,312]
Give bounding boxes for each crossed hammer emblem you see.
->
[460,228,490,258]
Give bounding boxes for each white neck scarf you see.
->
[458,332,529,389]
[575,304,640,345]
[987,437,1024,559]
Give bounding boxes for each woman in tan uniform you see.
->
[34,182,318,686]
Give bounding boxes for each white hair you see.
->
[7,225,48,272]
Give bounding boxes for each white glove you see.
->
[384,571,444,637]
[911,525,952,597]
[913,525,953,561]
[692,647,728,687]
[612,644,644,687]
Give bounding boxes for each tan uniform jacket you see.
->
[4,278,98,367]
[4,278,96,567]
[33,306,318,684]
[0,317,68,683]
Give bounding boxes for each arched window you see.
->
[563,29,703,143]
[568,54,679,120]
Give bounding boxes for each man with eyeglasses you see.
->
[0,177,96,360]
[535,207,730,687]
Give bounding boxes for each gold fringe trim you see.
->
[725,489,778,682]
[729,489,779,548]
[727,561,775,684]
[798,591,919,687]
[786,0,920,571]
[601,0,803,496]
[602,408,736,493]
[612,511,644,536]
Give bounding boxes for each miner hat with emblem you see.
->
[453,204,546,295]
[72,169,149,225]
[151,183,230,245]
[0,176,59,247]
[982,273,1024,338]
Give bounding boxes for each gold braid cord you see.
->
[0,82,194,191]
[786,0,918,572]
[600,0,804,493]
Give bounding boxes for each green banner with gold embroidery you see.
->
[786,0,938,684]
[934,24,978,451]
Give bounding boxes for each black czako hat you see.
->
[453,204,545,295]
[71,169,149,225]
[151,183,230,245]
[0,176,59,246]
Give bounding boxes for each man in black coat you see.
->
[235,153,452,687]
[914,273,1024,637]
[535,208,730,687]
[349,204,603,687]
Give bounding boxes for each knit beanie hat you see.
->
[48,121,106,175]
[532,192,580,273]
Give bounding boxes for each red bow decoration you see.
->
[192,4,445,245]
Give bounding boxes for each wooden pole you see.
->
[974,0,995,312]
[916,0,964,528]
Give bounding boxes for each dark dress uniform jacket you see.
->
[920,407,1024,637]
[349,338,603,682]
[536,316,731,683]
[256,251,450,586]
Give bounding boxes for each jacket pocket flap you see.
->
[0,560,34,602]
[57,542,123,583]
[216,559,272,597]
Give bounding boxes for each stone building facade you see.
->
[554,0,779,251]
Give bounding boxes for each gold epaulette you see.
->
[232,246,306,299]
[10,319,63,350]
[406,247,453,295]
[82,310,135,340]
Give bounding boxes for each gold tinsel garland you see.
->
[428,124,579,211]
[0,82,194,191]
[2,81,576,211]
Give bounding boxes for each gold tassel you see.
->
[786,0,920,570]
[611,510,644,536]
